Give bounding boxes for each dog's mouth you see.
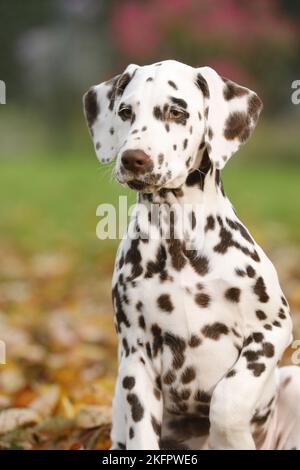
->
[127,180,150,191]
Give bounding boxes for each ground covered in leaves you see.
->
[0,243,300,450]
[0,246,116,449]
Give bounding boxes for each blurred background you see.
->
[0,0,299,449]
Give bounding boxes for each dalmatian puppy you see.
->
[83,60,300,450]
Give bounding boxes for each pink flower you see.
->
[110,2,162,59]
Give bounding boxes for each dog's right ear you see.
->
[83,64,139,163]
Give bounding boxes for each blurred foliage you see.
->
[110,0,300,110]
[0,0,300,450]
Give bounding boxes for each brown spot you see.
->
[138,315,146,329]
[256,310,267,321]
[201,322,229,340]
[151,415,161,437]
[278,308,286,320]
[108,73,131,111]
[205,215,215,232]
[222,78,248,101]
[246,265,256,278]
[226,369,236,378]
[247,363,266,377]
[224,111,250,142]
[196,73,210,98]
[151,323,163,357]
[190,211,196,230]
[127,393,144,422]
[243,350,261,362]
[188,335,202,347]
[225,287,241,303]
[253,277,269,303]
[185,252,210,276]
[164,332,186,369]
[157,294,174,313]
[181,367,196,384]
[122,376,135,390]
[195,292,210,308]
[248,94,263,119]
[207,127,213,140]
[194,390,211,402]
[112,284,131,333]
[153,106,163,120]
[262,342,274,358]
[235,268,246,277]
[163,370,176,385]
[84,88,99,128]
[253,332,264,343]
[168,80,178,90]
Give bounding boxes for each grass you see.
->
[1,117,300,258]
[0,155,299,260]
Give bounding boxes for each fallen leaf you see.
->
[75,405,112,429]
[0,408,41,434]
[30,385,60,418]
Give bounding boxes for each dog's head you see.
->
[83,60,262,192]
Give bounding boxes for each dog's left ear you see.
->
[196,66,263,169]
[83,64,139,163]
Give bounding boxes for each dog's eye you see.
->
[118,106,132,120]
[167,107,184,121]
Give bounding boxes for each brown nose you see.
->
[121,149,153,174]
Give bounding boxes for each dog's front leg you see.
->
[113,356,163,450]
[110,375,127,449]
[209,322,292,450]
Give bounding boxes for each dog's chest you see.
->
[113,235,245,413]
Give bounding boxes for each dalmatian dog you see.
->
[83,60,300,450]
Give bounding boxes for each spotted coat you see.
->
[83,60,300,450]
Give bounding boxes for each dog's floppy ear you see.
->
[196,66,263,169]
[83,64,139,163]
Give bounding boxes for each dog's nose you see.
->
[121,149,153,174]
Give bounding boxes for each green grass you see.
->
[0,152,299,259]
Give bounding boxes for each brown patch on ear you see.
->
[108,72,133,111]
[196,73,210,98]
[222,77,248,101]
[84,88,99,128]
[224,111,251,142]
[224,93,262,143]
[248,94,263,120]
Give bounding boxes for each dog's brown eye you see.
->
[118,106,132,120]
[167,108,184,121]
